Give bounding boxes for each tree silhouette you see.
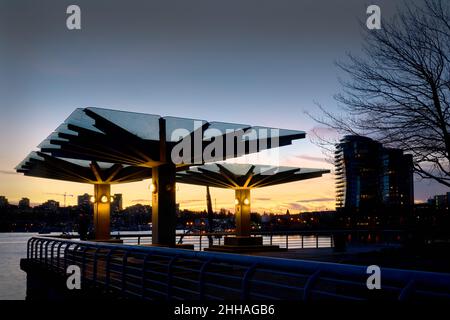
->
[309,0,450,187]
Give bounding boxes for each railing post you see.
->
[399,280,416,301]
[141,254,151,299]
[286,234,288,249]
[39,240,44,263]
[122,252,129,294]
[167,255,179,300]
[27,238,31,259]
[57,242,64,271]
[50,241,57,269]
[28,238,34,259]
[303,270,321,301]
[241,263,258,300]
[316,235,319,248]
[270,235,273,246]
[198,258,213,299]
[105,249,114,291]
[93,248,100,284]
[64,243,71,271]
[301,235,304,248]
[45,240,50,266]
[199,236,202,251]
[81,246,88,283]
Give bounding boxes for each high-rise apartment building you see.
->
[335,136,413,222]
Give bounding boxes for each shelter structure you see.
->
[16,151,151,240]
[177,163,330,251]
[16,107,307,246]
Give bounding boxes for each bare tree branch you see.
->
[309,0,450,187]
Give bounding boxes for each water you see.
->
[0,232,332,300]
[0,232,35,300]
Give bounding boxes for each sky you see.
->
[0,0,448,212]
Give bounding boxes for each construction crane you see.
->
[44,192,74,207]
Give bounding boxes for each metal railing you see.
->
[26,236,450,301]
[112,231,335,250]
[111,229,405,250]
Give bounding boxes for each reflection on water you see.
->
[0,232,332,300]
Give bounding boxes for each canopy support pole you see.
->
[151,164,177,246]
[93,184,111,240]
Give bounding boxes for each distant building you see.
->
[18,197,31,209]
[124,204,151,215]
[428,192,450,211]
[434,194,447,210]
[381,148,414,208]
[111,193,123,212]
[335,136,413,222]
[77,193,91,206]
[77,193,92,211]
[39,200,60,211]
[0,196,8,208]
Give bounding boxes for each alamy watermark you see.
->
[66,265,81,290]
[367,5,382,30]
[66,5,81,30]
[366,265,381,290]
[169,121,281,171]
[66,4,381,31]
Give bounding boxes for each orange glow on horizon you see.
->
[1,155,335,213]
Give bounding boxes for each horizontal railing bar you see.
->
[250,279,306,291]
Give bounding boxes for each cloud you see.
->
[0,170,17,175]
[284,202,309,211]
[294,155,329,163]
[297,197,334,203]
[179,199,204,204]
[254,197,271,201]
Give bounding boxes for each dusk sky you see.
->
[0,0,447,212]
